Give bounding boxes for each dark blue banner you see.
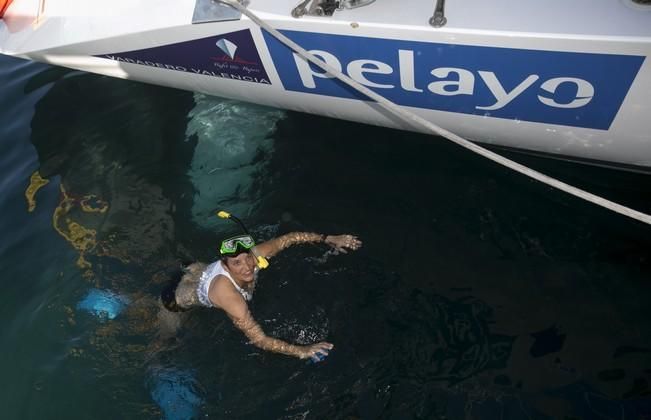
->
[264,30,645,130]
[98,29,270,85]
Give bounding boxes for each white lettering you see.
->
[476,72,539,111]
[538,77,594,108]
[398,50,422,92]
[293,50,341,89]
[242,65,261,74]
[347,59,394,88]
[290,48,596,111]
[427,67,475,96]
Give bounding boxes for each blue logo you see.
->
[263,31,645,130]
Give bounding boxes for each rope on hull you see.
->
[220,0,651,226]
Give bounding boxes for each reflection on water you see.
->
[146,367,204,420]
[77,288,130,320]
[186,94,284,229]
[25,171,49,212]
[390,290,514,384]
[27,72,199,280]
[20,72,201,417]
[2,56,651,419]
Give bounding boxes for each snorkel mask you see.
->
[217,211,269,269]
[219,234,256,256]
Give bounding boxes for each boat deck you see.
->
[2,0,650,56]
[255,0,651,39]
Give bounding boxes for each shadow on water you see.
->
[21,71,203,418]
[29,72,198,276]
[12,65,651,419]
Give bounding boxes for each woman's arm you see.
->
[211,276,333,359]
[255,232,362,259]
[231,310,333,359]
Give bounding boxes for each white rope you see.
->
[220,0,651,226]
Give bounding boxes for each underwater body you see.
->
[1,53,651,419]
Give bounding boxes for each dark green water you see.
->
[1,53,651,419]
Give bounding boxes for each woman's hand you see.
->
[324,234,362,253]
[300,341,334,362]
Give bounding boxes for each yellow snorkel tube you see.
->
[217,210,269,269]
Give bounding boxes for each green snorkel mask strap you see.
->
[216,210,269,269]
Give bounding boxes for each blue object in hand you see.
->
[77,289,129,320]
[308,351,328,364]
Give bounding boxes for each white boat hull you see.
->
[1,0,650,169]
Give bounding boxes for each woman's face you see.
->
[224,252,257,283]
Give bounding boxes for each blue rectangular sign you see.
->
[263,30,645,130]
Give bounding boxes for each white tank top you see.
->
[197,260,255,306]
